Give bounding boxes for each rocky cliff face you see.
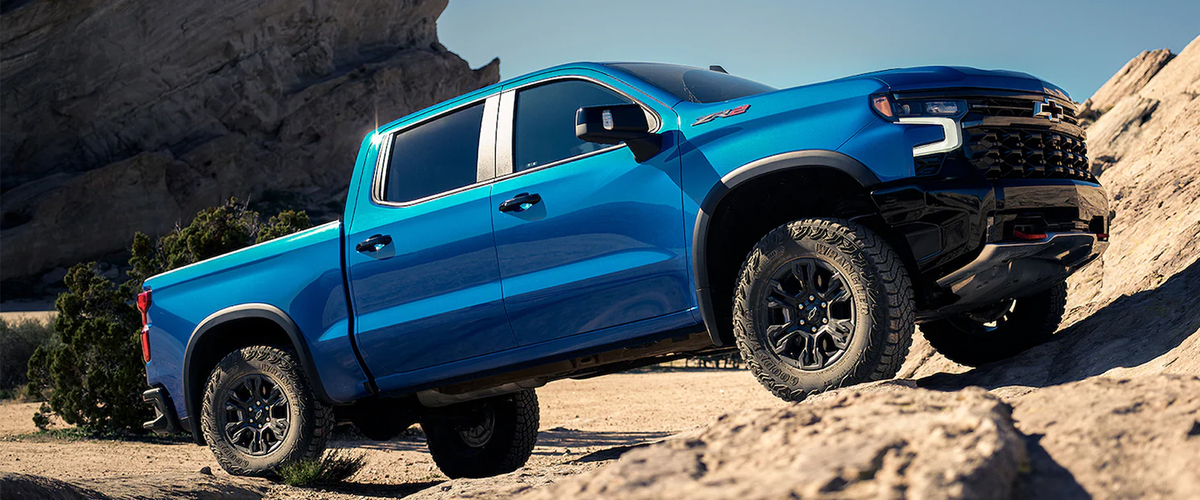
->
[0,0,499,283]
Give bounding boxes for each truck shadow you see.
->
[349,427,673,456]
[533,427,673,455]
[918,258,1200,391]
[307,479,443,499]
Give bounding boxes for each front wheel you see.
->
[733,218,915,402]
[200,345,332,476]
[920,280,1067,366]
[421,390,539,479]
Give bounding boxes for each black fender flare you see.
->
[181,303,330,442]
[692,150,881,346]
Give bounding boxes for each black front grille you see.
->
[964,127,1094,181]
[968,97,1080,125]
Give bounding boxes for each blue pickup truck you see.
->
[139,62,1108,478]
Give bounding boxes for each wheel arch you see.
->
[693,150,889,347]
[182,303,330,444]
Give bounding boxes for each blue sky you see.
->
[441,0,1199,101]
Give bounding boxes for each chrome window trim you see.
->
[495,75,662,178]
[496,91,516,178]
[477,96,499,182]
[372,95,500,208]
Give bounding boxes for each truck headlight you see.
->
[921,100,960,115]
[870,94,967,121]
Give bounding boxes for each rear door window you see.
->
[383,103,485,203]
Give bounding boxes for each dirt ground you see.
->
[0,300,55,324]
[0,369,785,498]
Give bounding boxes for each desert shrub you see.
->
[27,198,311,432]
[129,199,311,282]
[276,449,367,487]
[0,317,58,395]
[26,264,145,431]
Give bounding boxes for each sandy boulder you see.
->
[516,381,1027,500]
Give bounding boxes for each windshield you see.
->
[606,63,777,104]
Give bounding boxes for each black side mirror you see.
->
[575,104,662,162]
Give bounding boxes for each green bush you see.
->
[0,317,58,395]
[26,198,311,433]
[26,265,145,431]
[276,449,367,487]
[129,199,311,282]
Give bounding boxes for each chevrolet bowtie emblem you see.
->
[1033,97,1064,123]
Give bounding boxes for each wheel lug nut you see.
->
[822,318,828,324]
[811,327,818,332]
[821,302,827,308]
[799,319,805,325]
[809,295,815,301]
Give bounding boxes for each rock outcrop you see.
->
[1010,375,1200,500]
[0,0,499,282]
[488,375,1200,500]
[1078,48,1174,120]
[519,381,1028,500]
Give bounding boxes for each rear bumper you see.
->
[142,387,181,435]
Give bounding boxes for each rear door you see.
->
[345,95,518,392]
[490,74,690,346]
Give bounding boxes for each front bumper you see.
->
[929,232,1105,317]
[142,387,181,435]
[872,176,1109,319]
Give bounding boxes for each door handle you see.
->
[355,234,393,253]
[498,192,542,213]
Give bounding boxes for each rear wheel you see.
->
[733,218,915,402]
[421,390,539,479]
[201,346,332,476]
[921,280,1067,366]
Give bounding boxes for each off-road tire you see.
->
[733,218,915,402]
[421,389,539,479]
[201,345,332,476]
[921,280,1067,366]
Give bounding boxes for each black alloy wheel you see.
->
[221,374,290,456]
[760,258,856,370]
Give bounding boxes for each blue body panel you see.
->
[143,61,1072,416]
[346,182,520,393]
[490,68,691,345]
[143,222,370,421]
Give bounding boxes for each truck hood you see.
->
[852,66,1071,100]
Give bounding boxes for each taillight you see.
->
[138,290,152,362]
[141,326,151,363]
[137,290,152,325]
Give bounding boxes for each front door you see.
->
[490,76,690,346]
[346,96,518,392]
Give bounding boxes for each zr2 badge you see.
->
[693,104,750,126]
